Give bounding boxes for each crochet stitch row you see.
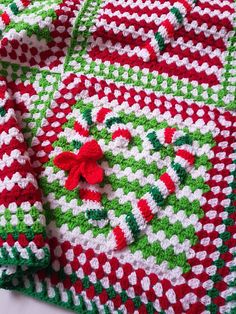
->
[66,0,235,109]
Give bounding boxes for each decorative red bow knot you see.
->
[54,140,104,190]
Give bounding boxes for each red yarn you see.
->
[112,129,132,141]
[54,140,104,190]
[162,19,175,38]
[96,107,112,123]
[1,13,10,25]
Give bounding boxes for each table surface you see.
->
[0,289,72,314]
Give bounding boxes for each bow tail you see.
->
[65,166,82,190]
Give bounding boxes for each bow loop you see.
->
[54,140,104,190]
[77,140,103,161]
[54,151,78,171]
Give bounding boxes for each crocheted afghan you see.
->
[0,0,236,313]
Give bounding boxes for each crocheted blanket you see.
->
[0,0,235,313]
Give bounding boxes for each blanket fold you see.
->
[0,76,49,286]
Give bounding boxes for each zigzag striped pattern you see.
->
[0,76,49,283]
[0,1,235,313]
[0,77,40,207]
[12,72,233,313]
[87,0,234,87]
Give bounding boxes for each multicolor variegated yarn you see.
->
[0,0,235,313]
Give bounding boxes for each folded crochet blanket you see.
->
[0,0,235,313]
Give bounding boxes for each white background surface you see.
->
[0,289,73,314]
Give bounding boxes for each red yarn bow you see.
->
[54,140,104,190]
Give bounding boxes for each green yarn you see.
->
[105,116,122,128]
[211,274,222,283]
[104,305,110,314]
[125,212,140,239]
[174,135,193,146]
[72,140,82,149]
[214,258,225,268]
[219,231,231,241]
[149,186,165,206]
[154,32,165,51]
[170,7,183,24]
[206,304,218,314]
[82,276,90,289]
[120,291,128,303]
[82,108,93,126]
[147,131,163,151]
[94,282,103,294]
[86,209,107,220]
[207,288,219,298]
[218,245,228,254]
[0,107,6,117]
[9,2,19,15]
[146,302,155,314]
[133,296,142,308]
[70,273,77,284]
[151,217,198,245]
[171,161,187,182]
[107,286,116,299]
